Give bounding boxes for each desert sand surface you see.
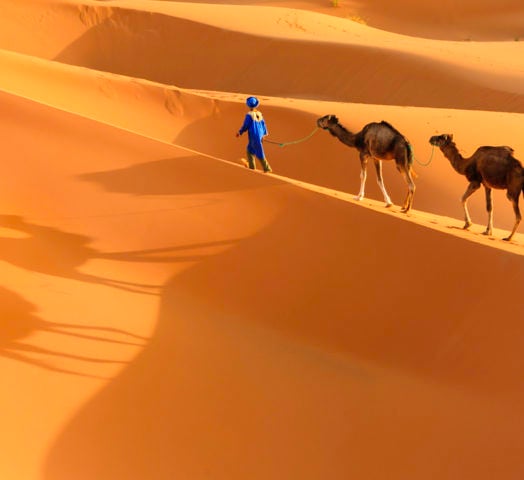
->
[1,1,524,479]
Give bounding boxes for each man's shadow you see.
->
[0,286,148,378]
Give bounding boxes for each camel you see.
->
[317,115,416,212]
[429,133,524,241]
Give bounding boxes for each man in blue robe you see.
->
[236,96,272,173]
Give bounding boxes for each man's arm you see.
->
[237,114,252,136]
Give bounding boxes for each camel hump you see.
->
[478,145,514,155]
[379,120,396,131]
[379,121,408,140]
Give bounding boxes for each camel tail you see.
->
[407,143,414,166]
[407,143,418,179]
[519,163,524,196]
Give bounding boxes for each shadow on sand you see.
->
[0,215,240,295]
[0,215,243,377]
[0,215,160,294]
[77,154,280,196]
[43,180,524,479]
[0,286,146,378]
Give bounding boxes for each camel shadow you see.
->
[0,286,145,378]
[0,215,161,294]
[0,215,242,294]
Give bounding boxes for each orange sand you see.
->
[0,1,524,479]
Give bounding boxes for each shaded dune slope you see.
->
[56,23,524,112]
[336,0,524,41]
[179,0,524,40]
[1,76,523,480]
[13,90,520,480]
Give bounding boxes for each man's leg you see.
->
[246,150,256,169]
[257,156,272,173]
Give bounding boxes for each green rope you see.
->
[264,127,320,147]
[414,144,435,167]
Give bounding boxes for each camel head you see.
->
[429,134,453,147]
[317,115,339,130]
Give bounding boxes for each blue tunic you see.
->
[238,111,268,159]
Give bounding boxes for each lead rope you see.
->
[264,127,320,147]
[414,144,435,167]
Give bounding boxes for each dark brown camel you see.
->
[429,133,524,241]
[317,115,416,212]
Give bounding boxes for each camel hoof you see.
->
[462,224,471,230]
[400,207,410,214]
[482,230,492,236]
[503,236,513,242]
[385,203,393,209]
[353,195,363,202]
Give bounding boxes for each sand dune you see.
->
[178,0,524,40]
[1,47,523,229]
[2,1,524,110]
[1,1,524,479]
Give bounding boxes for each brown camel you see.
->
[429,133,524,241]
[317,115,416,212]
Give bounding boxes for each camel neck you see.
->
[440,141,468,174]
[329,123,356,147]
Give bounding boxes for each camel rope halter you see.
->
[414,144,435,167]
[264,127,320,148]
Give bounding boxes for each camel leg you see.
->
[373,159,393,207]
[503,189,522,241]
[461,182,480,230]
[483,186,493,236]
[400,168,416,213]
[354,153,368,201]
